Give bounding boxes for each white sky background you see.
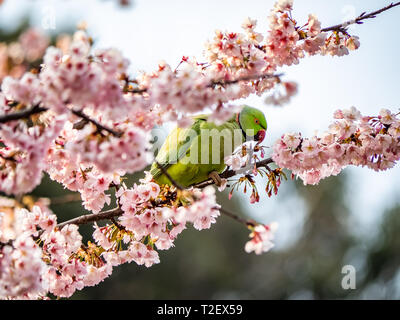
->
[1,0,399,249]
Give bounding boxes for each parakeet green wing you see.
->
[150,115,206,180]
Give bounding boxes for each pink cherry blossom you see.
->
[244,222,278,255]
[187,187,220,230]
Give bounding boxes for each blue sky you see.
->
[1,0,400,248]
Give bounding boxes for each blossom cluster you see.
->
[103,182,219,260]
[84,183,221,292]
[273,107,400,185]
[45,140,120,213]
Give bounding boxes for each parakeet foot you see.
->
[208,171,223,187]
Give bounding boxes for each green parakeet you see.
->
[150,105,267,187]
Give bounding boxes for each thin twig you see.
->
[209,73,283,88]
[192,157,274,189]
[321,2,400,33]
[219,207,257,227]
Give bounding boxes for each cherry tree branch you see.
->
[0,104,47,124]
[219,207,257,227]
[0,240,12,249]
[70,109,123,137]
[321,1,400,33]
[209,73,283,88]
[192,157,274,189]
[0,153,17,162]
[0,103,123,137]
[55,207,123,230]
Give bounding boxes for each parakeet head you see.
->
[237,105,267,143]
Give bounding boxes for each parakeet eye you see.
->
[254,119,260,125]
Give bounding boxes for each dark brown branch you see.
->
[0,153,17,163]
[0,240,13,249]
[0,104,47,124]
[0,103,123,138]
[110,217,126,231]
[192,157,274,189]
[321,2,400,33]
[55,207,123,230]
[71,109,123,138]
[125,87,147,94]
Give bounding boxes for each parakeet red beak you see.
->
[255,129,266,143]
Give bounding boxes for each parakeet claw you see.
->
[208,171,223,187]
